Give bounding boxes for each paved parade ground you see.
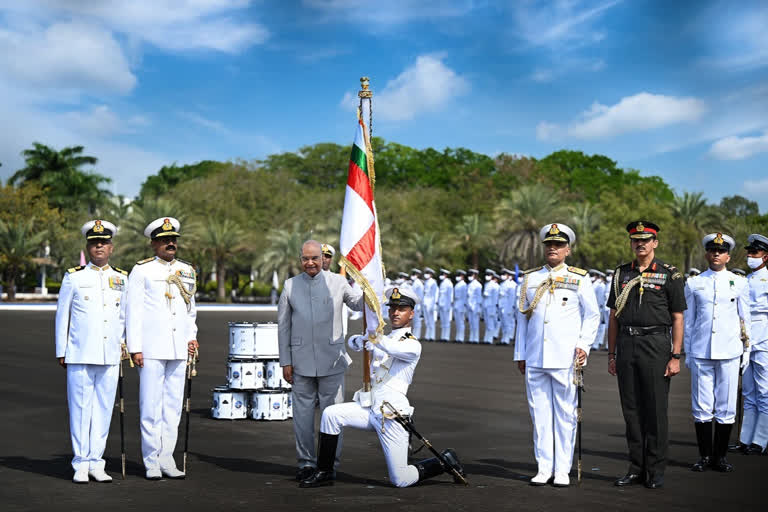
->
[0,309,762,512]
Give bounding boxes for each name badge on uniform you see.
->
[109,276,125,291]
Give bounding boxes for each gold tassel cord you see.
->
[614,274,642,318]
[167,274,196,311]
[518,274,555,318]
[339,254,385,339]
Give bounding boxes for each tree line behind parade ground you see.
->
[1,141,766,301]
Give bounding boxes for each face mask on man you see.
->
[501,274,508,281]
[747,257,765,269]
[439,274,445,281]
[455,276,463,283]
[411,274,418,280]
[485,275,491,281]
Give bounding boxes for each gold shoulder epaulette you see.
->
[67,265,85,274]
[136,257,154,265]
[522,266,543,275]
[567,266,588,276]
[113,266,128,276]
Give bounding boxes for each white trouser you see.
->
[468,310,481,343]
[592,320,606,350]
[500,310,516,344]
[439,307,452,340]
[741,350,768,447]
[690,356,739,423]
[525,366,577,475]
[423,305,436,340]
[321,402,419,487]
[67,364,119,472]
[412,305,423,339]
[139,359,186,470]
[483,307,497,343]
[453,307,466,342]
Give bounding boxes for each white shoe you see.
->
[553,472,570,487]
[530,470,552,486]
[73,468,89,484]
[145,468,162,480]
[88,469,112,483]
[161,466,186,479]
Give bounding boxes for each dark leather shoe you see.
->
[644,473,664,489]
[711,457,733,472]
[299,470,335,488]
[295,466,315,482]
[691,456,711,472]
[614,472,644,486]
[745,443,764,455]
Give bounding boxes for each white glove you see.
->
[348,335,365,352]
[364,340,376,352]
[741,352,751,374]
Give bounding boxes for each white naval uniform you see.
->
[410,278,424,338]
[482,280,500,343]
[126,256,198,471]
[590,279,607,350]
[741,266,768,448]
[499,279,518,344]
[438,277,454,340]
[684,269,751,424]
[55,262,127,472]
[422,277,438,341]
[320,327,421,487]
[453,279,468,342]
[514,264,600,475]
[467,278,483,343]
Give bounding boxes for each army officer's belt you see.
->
[621,325,669,336]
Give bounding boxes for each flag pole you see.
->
[359,77,374,393]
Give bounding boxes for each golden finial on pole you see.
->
[358,76,372,99]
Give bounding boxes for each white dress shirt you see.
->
[748,267,768,348]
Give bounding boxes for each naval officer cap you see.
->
[540,223,576,244]
[688,268,701,276]
[440,268,451,275]
[321,244,335,257]
[456,269,467,276]
[745,234,768,252]
[397,271,409,278]
[81,219,117,240]
[501,268,513,275]
[423,267,435,275]
[468,269,479,275]
[626,220,659,240]
[606,269,615,275]
[732,268,746,276]
[386,285,419,308]
[703,232,735,252]
[410,268,422,275]
[144,217,181,239]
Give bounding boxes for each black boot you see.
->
[692,421,713,472]
[711,422,734,472]
[300,433,339,488]
[440,448,466,484]
[415,457,444,482]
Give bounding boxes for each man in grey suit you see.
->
[278,240,364,481]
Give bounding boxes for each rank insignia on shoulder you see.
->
[136,257,154,265]
[406,332,417,339]
[671,272,683,280]
[567,266,588,276]
[67,265,85,274]
[522,266,543,274]
[113,266,128,276]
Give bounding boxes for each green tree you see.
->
[671,192,719,271]
[258,221,315,281]
[0,218,48,300]
[454,213,494,269]
[719,195,759,218]
[139,160,229,199]
[195,217,251,302]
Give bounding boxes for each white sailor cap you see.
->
[81,220,117,240]
[688,268,701,276]
[589,269,605,277]
[423,267,435,275]
[540,223,576,244]
[321,244,335,257]
[746,234,768,252]
[385,285,419,307]
[440,268,451,275]
[501,267,513,275]
[144,217,181,239]
[468,269,479,275]
[702,232,735,252]
[410,268,422,275]
[456,269,467,276]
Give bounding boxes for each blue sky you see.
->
[0,0,766,211]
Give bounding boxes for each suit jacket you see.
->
[278,270,363,377]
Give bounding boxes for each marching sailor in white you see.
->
[483,269,500,343]
[438,268,454,342]
[515,223,600,487]
[299,286,464,488]
[467,269,483,343]
[590,270,608,350]
[684,232,751,472]
[453,270,468,342]
[422,267,439,341]
[499,268,518,345]
[56,220,127,484]
[126,217,199,480]
[739,233,768,454]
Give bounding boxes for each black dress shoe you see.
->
[644,473,664,489]
[691,456,711,472]
[711,457,734,472]
[745,443,764,455]
[296,466,315,481]
[614,472,644,486]
[299,470,335,488]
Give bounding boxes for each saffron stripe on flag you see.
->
[347,159,374,209]
[346,222,377,271]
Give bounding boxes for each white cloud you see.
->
[529,58,605,82]
[743,178,768,198]
[538,92,707,140]
[709,131,768,160]
[302,0,473,26]
[60,106,150,137]
[511,0,621,49]
[177,111,229,134]
[340,55,469,122]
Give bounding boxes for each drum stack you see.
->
[211,322,293,421]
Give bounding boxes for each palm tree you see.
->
[0,218,48,300]
[495,184,566,268]
[116,198,191,265]
[672,192,719,270]
[258,221,315,281]
[403,231,448,268]
[196,217,251,302]
[455,213,494,269]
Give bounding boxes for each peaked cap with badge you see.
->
[321,244,336,257]
[626,220,660,240]
[540,223,576,244]
[386,285,419,308]
[745,234,768,252]
[702,232,735,252]
[144,217,181,239]
[81,220,117,240]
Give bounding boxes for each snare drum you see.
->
[227,360,264,390]
[211,387,248,420]
[265,360,291,389]
[250,390,290,421]
[254,323,279,359]
[229,322,256,359]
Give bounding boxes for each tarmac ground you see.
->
[0,310,762,512]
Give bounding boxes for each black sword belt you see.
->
[621,325,669,336]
